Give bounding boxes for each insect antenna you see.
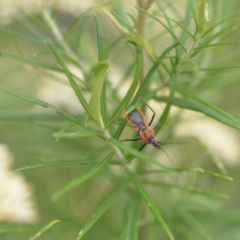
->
[160,146,173,166]
[124,143,147,164]
[162,141,192,146]
[160,141,192,166]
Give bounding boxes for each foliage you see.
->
[0,0,240,239]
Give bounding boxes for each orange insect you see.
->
[123,103,162,151]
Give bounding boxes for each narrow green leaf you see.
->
[46,39,92,117]
[188,168,232,181]
[0,26,44,44]
[90,62,108,126]
[204,19,240,43]
[0,112,65,121]
[181,3,196,41]
[52,130,101,139]
[132,42,179,103]
[28,220,61,240]
[107,45,142,128]
[189,0,199,32]
[194,138,228,175]
[63,10,91,42]
[147,6,195,41]
[129,172,175,240]
[192,18,240,58]
[0,89,52,108]
[90,16,109,126]
[157,96,240,130]
[12,159,98,173]
[156,70,176,133]
[113,118,127,140]
[203,9,240,37]
[136,6,186,51]
[95,15,105,61]
[194,41,240,49]
[198,0,209,33]
[186,187,229,199]
[0,52,62,72]
[109,138,171,170]
[145,180,229,199]
[160,90,240,129]
[52,153,114,201]
[0,89,86,127]
[75,183,127,240]
[139,167,233,181]
[173,3,194,64]
[201,65,240,71]
[148,168,233,181]
[154,2,182,61]
[180,211,212,240]
[101,77,108,125]
[120,194,141,240]
[56,122,77,136]
[18,16,48,40]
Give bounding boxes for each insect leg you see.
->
[136,128,140,136]
[124,143,147,164]
[138,143,147,152]
[121,138,141,142]
[140,100,155,126]
[146,104,155,127]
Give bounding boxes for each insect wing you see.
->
[127,109,146,131]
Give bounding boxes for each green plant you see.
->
[0,1,240,239]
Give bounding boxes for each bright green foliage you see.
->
[0,1,239,240]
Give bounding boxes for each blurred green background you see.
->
[0,1,240,240]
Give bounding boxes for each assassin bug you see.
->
[121,103,187,163]
[122,102,163,156]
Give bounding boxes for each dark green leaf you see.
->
[110,138,172,170]
[132,42,179,103]
[129,172,175,240]
[107,44,143,128]
[75,182,127,240]
[157,95,240,130]
[12,159,99,173]
[95,15,105,61]
[189,0,199,31]
[29,220,61,240]
[52,130,101,139]
[136,6,186,51]
[156,70,176,133]
[0,89,86,127]
[52,153,114,201]
[46,39,92,117]
[0,52,62,72]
